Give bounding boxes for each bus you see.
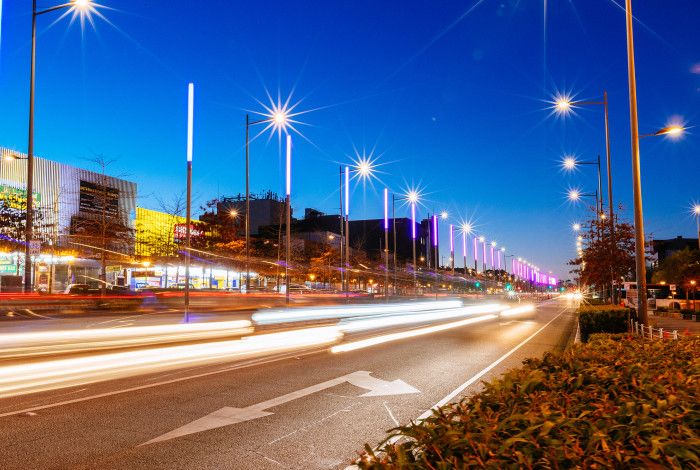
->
[620,282,687,311]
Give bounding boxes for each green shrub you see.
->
[358,336,700,469]
[578,306,628,342]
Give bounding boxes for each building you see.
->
[652,236,699,264]
[260,208,426,266]
[0,147,137,291]
[216,191,286,236]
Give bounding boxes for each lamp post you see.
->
[479,236,486,272]
[562,155,604,215]
[285,135,292,305]
[184,83,195,323]
[344,166,349,296]
[555,94,614,220]
[23,0,95,292]
[384,188,389,301]
[244,110,289,294]
[693,205,700,251]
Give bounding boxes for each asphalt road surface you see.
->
[0,299,575,469]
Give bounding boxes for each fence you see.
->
[630,319,679,340]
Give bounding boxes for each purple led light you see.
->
[432,215,438,247]
[490,246,494,269]
[462,231,467,257]
[473,237,478,263]
[344,166,349,216]
[411,202,416,239]
[449,224,454,253]
[383,188,388,230]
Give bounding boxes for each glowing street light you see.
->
[640,124,686,139]
[562,155,577,171]
[693,203,700,251]
[184,82,195,322]
[572,223,581,232]
[440,211,449,220]
[285,135,292,305]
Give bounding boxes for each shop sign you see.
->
[0,184,41,210]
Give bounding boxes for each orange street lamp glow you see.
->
[693,205,700,216]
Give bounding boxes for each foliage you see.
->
[578,305,629,342]
[652,247,700,290]
[569,210,637,296]
[357,335,700,470]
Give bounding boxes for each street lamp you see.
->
[184,82,195,323]
[285,135,292,304]
[460,222,473,277]
[693,204,700,251]
[478,235,486,272]
[395,189,421,293]
[562,155,604,215]
[383,188,389,301]
[553,91,614,223]
[23,0,96,292]
[244,109,290,294]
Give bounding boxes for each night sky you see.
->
[0,0,698,279]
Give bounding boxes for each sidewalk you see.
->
[652,314,700,336]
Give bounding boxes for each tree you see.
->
[569,210,637,299]
[652,248,700,290]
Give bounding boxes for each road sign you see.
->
[29,240,41,257]
[143,371,420,445]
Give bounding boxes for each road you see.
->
[0,298,575,469]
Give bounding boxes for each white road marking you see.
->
[383,402,399,426]
[414,308,566,419]
[344,305,568,470]
[143,371,420,445]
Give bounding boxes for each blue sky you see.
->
[0,0,698,279]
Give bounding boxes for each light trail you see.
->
[339,304,506,333]
[331,314,498,353]
[0,320,254,359]
[499,304,536,318]
[252,300,463,325]
[0,327,341,398]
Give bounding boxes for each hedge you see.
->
[357,335,700,469]
[578,305,629,342]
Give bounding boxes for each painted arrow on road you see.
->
[144,371,419,445]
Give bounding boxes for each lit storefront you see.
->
[0,147,136,291]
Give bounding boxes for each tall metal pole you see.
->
[339,166,344,294]
[24,1,38,293]
[596,155,603,215]
[285,135,292,305]
[344,166,349,297]
[244,115,250,294]
[184,83,194,323]
[384,188,389,302]
[392,195,397,294]
[625,0,648,325]
[604,91,614,221]
[603,91,617,304]
[449,224,455,277]
[432,215,438,298]
[411,201,417,294]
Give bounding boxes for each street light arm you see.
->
[35,3,74,15]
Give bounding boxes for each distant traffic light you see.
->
[475,282,481,288]
[505,283,512,290]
